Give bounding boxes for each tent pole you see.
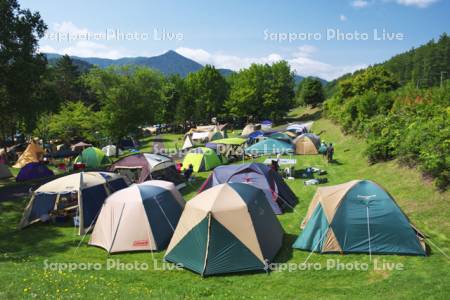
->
[366,206,372,262]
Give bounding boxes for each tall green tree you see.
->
[185,65,229,123]
[296,77,325,107]
[0,0,47,144]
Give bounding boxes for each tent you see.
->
[71,142,93,152]
[199,163,298,214]
[293,133,321,155]
[16,162,54,182]
[102,145,123,157]
[287,123,308,134]
[165,183,284,276]
[208,131,223,142]
[241,124,261,137]
[182,135,194,150]
[283,131,298,138]
[110,153,185,188]
[191,131,210,142]
[74,147,111,168]
[182,147,222,172]
[206,138,246,158]
[261,120,273,129]
[0,163,12,179]
[89,180,185,253]
[293,180,426,256]
[19,172,128,234]
[268,132,292,143]
[245,138,293,156]
[13,142,44,168]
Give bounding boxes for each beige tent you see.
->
[0,163,12,179]
[89,180,184,253]
[19,172,128,234]
[165,183,283,276]
[293,133,321,155]
[13,142,44,168]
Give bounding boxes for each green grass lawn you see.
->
[0,115,449,299]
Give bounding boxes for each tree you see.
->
[47,101,100,143]
[184,65,229,123]
[296,77,325,107]
[0,0,47,146]
[226,61,295,122]
[52,55,82,102]
[83,66,164,155]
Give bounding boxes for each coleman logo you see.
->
[133,240,149,246]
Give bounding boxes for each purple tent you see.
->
[16,162,54,182]
[199,163,297,214]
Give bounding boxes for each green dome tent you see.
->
[182,147,222,172]
[165,183,283,276]
[293,180,426,256]
[74,147,111,168]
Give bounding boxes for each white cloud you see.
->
[176,47,282,70]
[52,21,89,35]
[351,0,370,8]
[340,14,348,21]
[60,41,124,59]
[176,46,365,81]
[396,0,438,7]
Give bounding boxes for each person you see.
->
[319,142,328,159]
[271,160,279,172]
[176,162,183,173]
[327,143,334,163]
[184,164,194,181]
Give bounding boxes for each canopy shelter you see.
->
[245,138,294,156]
[71,142,93,152]
[13,142,44,168]
[44,150,78,159]
[293,133,321,155]
[74,147,112,168]
[165,183,284,276]
[205,138,246,159]
[19,172,128,235]
[16,162,54,182]
[182,147,223,172]
[199,163,298,214]
[89,180,184,253]
[110,153,185,188]
[102,145,123,157]
[293,180,426,256]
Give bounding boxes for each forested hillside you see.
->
[323,35,450,190]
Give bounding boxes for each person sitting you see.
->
[184,164,194,181]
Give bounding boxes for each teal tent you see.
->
[293,180,426,256]
[244,138,293,156]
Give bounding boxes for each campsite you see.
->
[0,0,449,299]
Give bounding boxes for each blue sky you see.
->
[21,0,449,80]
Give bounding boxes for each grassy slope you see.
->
[0,111,449,299]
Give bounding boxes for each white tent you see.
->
[102,145,123,157]
[192,131,210,141]
[182,135,194,150]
